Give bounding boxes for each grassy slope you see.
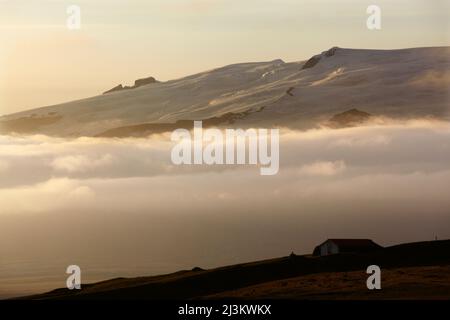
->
[19,240,450,300]
[206,265,450,300]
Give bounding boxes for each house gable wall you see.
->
[319,240,339,256]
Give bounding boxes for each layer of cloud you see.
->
[299,160,346,176]
[51,154,115,173]
[1,121,450,214]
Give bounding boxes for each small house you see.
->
[313,239,382,256]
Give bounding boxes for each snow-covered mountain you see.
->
[1,46,449,137]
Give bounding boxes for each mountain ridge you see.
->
[1,46,449,137]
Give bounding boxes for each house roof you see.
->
[315,239,382,250]
[312,239,383,255]
[328,239,381,248]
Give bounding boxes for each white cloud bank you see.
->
[1,121,450,219]
[299,160,346,176]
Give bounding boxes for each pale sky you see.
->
[1,0,449,115]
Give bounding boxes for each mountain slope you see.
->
[15,240,450,300]
[1,46,449,137]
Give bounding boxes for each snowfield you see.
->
[1,46,449,137]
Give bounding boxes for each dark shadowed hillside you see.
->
[17,240,450,300]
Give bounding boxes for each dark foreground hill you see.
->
[18,240,450,300]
